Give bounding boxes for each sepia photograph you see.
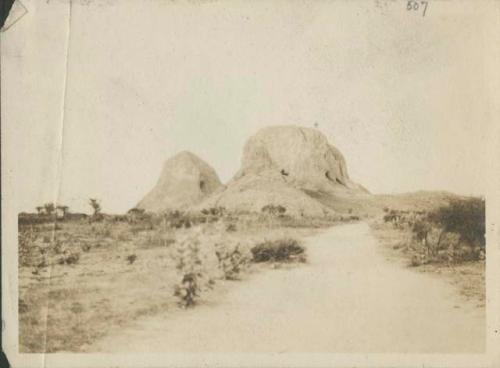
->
[1,0,500,367]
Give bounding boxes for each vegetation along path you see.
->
[90,222,485,353]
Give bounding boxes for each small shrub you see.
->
[126,254,137,265]
[66,253,80,265]
[251,238,305,263]
[81,243,91,252]
[201,207,226,217]
[383,211,398,223]
[163,211,195,229]
[409,254,423,267]
[261,204,287,217]
[174,273,199,308]
[58,251,80,265]
[429,198,485,248]
[171,234,205,308]
[412,219,431,243]
[215,244,248,280]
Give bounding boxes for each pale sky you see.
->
[2,0,498,214]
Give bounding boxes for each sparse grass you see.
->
[18,210,324,352]
[370,221,485,305]
[139,230,175,249]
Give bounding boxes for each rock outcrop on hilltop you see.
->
[137,151,223,213]
[199,126,368,217]
[235,126,367,192]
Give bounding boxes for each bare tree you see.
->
[89,198,101,217]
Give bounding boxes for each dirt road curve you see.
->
[91,223,485,353]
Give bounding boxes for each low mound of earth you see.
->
[305,189,463,217]
[137,151,223,213]
[199,126,369,217]
[373,191,465,212]
[199,170,333,217]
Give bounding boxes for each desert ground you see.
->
[18,203,485,353]
[18,127,486,353]
[18,211,330,352]
[90,222,484,353]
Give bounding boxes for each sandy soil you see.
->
[90,222,485,353]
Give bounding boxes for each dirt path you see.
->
[90,223,485,353]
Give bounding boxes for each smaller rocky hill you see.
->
[137,151,223,213]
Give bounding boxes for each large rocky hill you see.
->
[199,126,369,216]
[236,126,368,193]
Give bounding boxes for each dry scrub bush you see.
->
[126,254,137,264]
[169,224,255,307]
[384,198,485,265]
[171,231,207,308]
[215,243,249,280]
[251,238,306,263]
[201,207,226,217]
[428,198,485,249]
[57,250,80,265]
[261,204,287,217]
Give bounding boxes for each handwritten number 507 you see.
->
[407,1,429,17]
